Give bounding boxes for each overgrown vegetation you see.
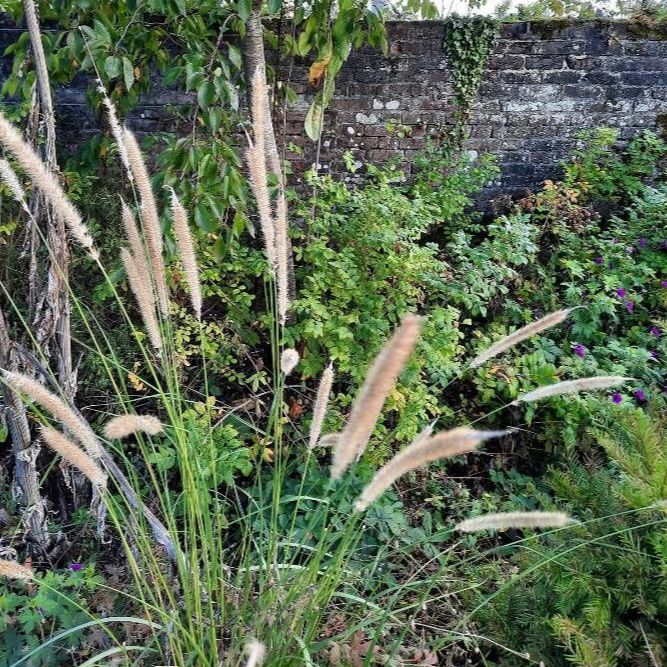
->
[0,2,665,666]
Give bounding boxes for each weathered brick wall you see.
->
[283,20,667,200]
[1,18,666,202]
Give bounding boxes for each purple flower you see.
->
[611,391,623,404]
[634,389,646,402]
[650,326,661,337]
[611,238,618,244]
[594,256,603,265]
[661,280,667,288]
[616,288,626,298]
[638,238,647,248]
[627,246,635,254]
[625,301,634,313]
[660,240,667,250]
[68,563,83,572]
[649,350,658,360]
[572,343,587,358]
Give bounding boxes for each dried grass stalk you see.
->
[355,428,506,511]
[309,363,334,449]
[121,248,163,352]
[121,128,169,315]
[245,640,266,667]
[331,315,422,480]
[456,511,573,533]
[280,348,300,376]
[1,370,101,457]
[470,308,573,369]
[0,559,33,580]
[41,425,107,488]
[0,113,96,256]
[104,414,163,440]
[169,189,202,319]
[514,376,629,404]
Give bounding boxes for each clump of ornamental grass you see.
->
[0,101,626,666]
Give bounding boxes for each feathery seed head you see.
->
[169,188,202,319]
[515,376,629,404]
[0,113,96,256]
[0,559,33,581]
[0,157,27,207]
[121,127,169,316]
[245,639,266,667]
[104,414,163,440]
[331,315,422,480]
[309,363,335,449]
[456,511,574,533]
[280,348,300,376]
[354,428,506,511]
[470,308,573,369]
[41,425,107,488]
[1,369,102,458]
[121,199,143,260]
[121,248,163,352]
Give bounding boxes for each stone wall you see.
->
[283,20,667,200]
[1,18,667,202]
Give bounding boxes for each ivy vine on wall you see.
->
[442,15,499,147]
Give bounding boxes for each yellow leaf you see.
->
[134,66,141,80]
[308,53,330,87]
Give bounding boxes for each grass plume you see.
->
[354,427,506,511]
[40,425,107,488]
[1,370,102,457]
[121,127,169,315]
[0,113,96,257]
[0,157,28,210]
[0,559,34,581]
[331,315,422,480]
[120,248,163,352]
[169,188,202,319]
[121,198,144,261]
[456,511,574,533]
[470,308,573,369]
[280,348,300,376]
[514,376,629,404]
[244,640,266,667]
[309,363,334,450]
[104,414,163,440]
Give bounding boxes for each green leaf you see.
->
[197,81,215,110]
[237,0,252,22]
[104,55,121,79]
[304,93,324,142]
[122,56,135,91]
[267,0,282,13]
[228,44,242,70]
